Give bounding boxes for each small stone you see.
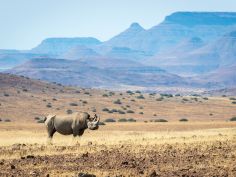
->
[10,164,15,169]
[88,142,92,146]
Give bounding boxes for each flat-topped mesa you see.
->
[31,37,102,56]
[163,12,236,26]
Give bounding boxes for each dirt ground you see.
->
[0,123,236,177]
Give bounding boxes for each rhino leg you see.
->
[47,128,56,144]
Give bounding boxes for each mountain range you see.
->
[1,12,236,93]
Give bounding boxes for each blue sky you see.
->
[1,0,236,50]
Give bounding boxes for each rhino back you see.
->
[53,115,74,135]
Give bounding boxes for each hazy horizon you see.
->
[1,0,236,50]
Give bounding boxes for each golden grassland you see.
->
[0,122,236,176]
[0,76,236,176]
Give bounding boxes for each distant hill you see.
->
[31,37,101,56]
[146,31,236,76]
[7,58,186,88]
[62,45,100,60]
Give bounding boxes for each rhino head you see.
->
[87,114,100,130]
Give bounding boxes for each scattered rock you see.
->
[148,170,160,177]
[88,142,93,146]
[26,155,35,159]
[10,164,15,169]
[76,172,96,177]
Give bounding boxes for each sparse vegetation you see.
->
[46,103,52,108]
[102,108,109,112]
[126,110,134,113]
[229,97,236,100]
[104,118,116,122]
[4,93,9,97]
[118,110,126,114]
[98,122,106,125]
[136,95,145,99]
[102,94,109,97]
[127,118,136,122]
[230,117,236,121]
[160,93,173,98]
[113,99,122,104]
[156,97,164,101]
[179,118,189,122]
[70,103,78,106]
[182,98,189,101]
[118,118,127,122]
[67,109,73,114]
[154,119,168,122]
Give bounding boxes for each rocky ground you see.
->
[0,137,236,177]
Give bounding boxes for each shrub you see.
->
[104,118,116,122]
[4,119,11,122]
[191,94,200,97]
[175,94,181,97]
[232,101,236,104]
[34,117,40,120]
[203,97,209,100]
[135,90,141,94]
[118,118,127,122]
[4,93,9,97]
[127,110,134,113]
[111,109,118,113]
[179,118,188,122]
[102,108,109,112]
[126,90,133,95]
[230,117,236,121]
[46,103,52,108]
[67,109,73,114]
[113,99,122,104]
[102,94,108,97]
[22,89,28,92]
[92,108,96,112]
[98,122,106,125]
[156,97,163,101]
[182,98,189,101]
[136,95,145,99]
[160,93,173,98]
[222,95,227,97]
[108,110,114,113]
[139,112,144,114]
[0,118,2,122]
[154,119,168,122]
[109,92,115,96]
[126,105,130,108]
[84,92,90,95]
[127,118,136,122]
[139,106,143,109]
[118,110,126,114]
[229,97,236,100]
[131,99,136,102]
[70,103,78,106]
[75,90,80,93]
[37,120,44,123]
[82,101,88,104]
[153,114,157,116]
[144,121,148,123]
[52,98,57,101]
